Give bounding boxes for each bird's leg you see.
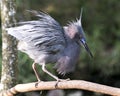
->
[32,62,42,87]
[42,63,70,88]
[42,63,59,80]
[32,62,41,81]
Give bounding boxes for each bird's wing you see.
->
[7,10,66,53]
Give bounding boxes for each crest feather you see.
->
[77,8,83,26]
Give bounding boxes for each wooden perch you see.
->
[1,80,120,96]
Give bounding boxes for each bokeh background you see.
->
[0,0,120,96]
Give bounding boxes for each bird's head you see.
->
[67,8,93,58]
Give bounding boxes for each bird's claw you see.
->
[35,80,43,88]
[55,78,70,88]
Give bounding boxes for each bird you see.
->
[7,9,93,83]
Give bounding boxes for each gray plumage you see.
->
[7,9,93,80]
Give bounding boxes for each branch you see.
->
[1,80,120,96]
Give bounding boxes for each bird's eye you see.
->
[75,33,83,40]
[74,33,80,39]
[79,34,82,38]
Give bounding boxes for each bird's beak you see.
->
[80,39,93,58]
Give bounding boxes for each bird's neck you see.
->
[63,26,72,43]
[56,42,80,74]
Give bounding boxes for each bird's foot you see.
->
[55,78,70,88]
[35,80,43,88]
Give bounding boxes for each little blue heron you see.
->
[7,9,93,83]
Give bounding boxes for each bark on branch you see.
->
[0,80,120,96]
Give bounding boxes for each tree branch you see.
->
[0,80,120,96]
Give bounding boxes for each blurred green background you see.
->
[0,0,120,96]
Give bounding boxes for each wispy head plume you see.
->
[76,8,83,26]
